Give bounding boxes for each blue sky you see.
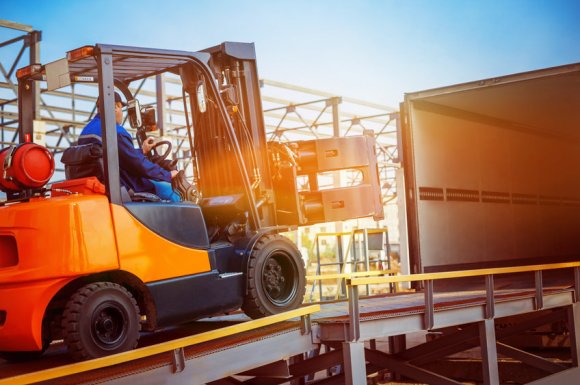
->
[2,0,579,106]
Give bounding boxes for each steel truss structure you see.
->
[0,20,40,144]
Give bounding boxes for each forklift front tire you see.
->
[242,234,306,319]
[62,282,141,361]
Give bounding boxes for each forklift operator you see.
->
[79,92,182,201]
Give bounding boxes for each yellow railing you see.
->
[345,261,580,341]
[306,269,396,282]
[305,269,396,302]
[2,305,320,385]
[348,262,580,286]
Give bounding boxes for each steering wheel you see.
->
[149,140,172,162]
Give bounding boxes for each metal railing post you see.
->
[300,314,312,335]
[316,235,322,301]
[479,319,500,385]
[424,279,434,330]
[485,275,495,319]
[338,234,346,297]
[574,266,580,303]
[347,283,360,342]
[534,270,544,310]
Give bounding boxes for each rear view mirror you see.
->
[141,106,157,129]
[197,82,207,113]
[127,99,142,128]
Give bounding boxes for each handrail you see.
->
[314,228,390,237]
[348,261,580,286]
[306,269,396,282]
[345,261,580,342]
[306,270,396,302]
[2,305,320,385]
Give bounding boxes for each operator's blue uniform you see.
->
[79,114,174,197]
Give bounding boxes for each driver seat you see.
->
[61,143,105,182]
[61,143,161,202]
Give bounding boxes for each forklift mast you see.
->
[197,43,384,229]
[198,43,276,228]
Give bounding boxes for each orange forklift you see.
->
[0,42,383,361]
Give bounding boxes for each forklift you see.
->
[0,42,383,361]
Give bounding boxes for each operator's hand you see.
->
[142,137,156,154]
[170,170,179,179]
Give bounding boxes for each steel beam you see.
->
[261,79,397,112]
[0,34,25,49]
[263,95,395,125]
[496,308,568,339]
[388,334,407,355]
[342,342,366,385]
[424,279,435,329]
[288,355,304,385]
[155,74,165,136]
[479,319,500,385]
[27,30,41,121]
[208,378,245,385]
[526,367,580,385]
[574,267,580,302]
[365,348,463,385]
[308,374,345,385]
[568,303,580,367]
[243,376,291,384]
[17,77,33,142]
[485,275,495,319]
[0,20,33,32]
[240,350,345,385]
[496,342,566,374]
[289,347,342,377]
[535,270,544,310]
[401,324,480,363]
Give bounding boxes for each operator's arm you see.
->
[117,130,172,182]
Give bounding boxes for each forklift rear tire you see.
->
[242,234,306,318]
[62,282,141,361]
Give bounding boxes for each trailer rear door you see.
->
[402,63,580,273]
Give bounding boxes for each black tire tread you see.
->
[61,282,140,361]
[241,234,306,319]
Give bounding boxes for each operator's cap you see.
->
[96,91,127,107]
[114,92,127,107]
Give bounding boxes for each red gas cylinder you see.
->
[0,143,55,192]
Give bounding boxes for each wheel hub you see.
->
[92,303,126,347]
[264,259,285,295]
[100,317,114,332]
[261,250,299,306]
